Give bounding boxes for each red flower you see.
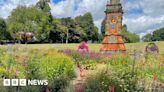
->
[153,75,158,81]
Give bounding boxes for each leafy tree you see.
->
[142,27,164,42]
[0,18,11,43]
[92,26,99,42]
[50,17,86,43]
[49,18,67,43]
[75,12,99,42]
[122,24,140,43]
[142,33,152,42]
[36,0,51,13]
[36,0,54,42]
[61,17,76,43]
[61,17,87,43]
[152,27,164,41]
[7,6,51,43]
[0,18,7,41]
[101,17,106,36]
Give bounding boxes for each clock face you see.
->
[109,35,117,43]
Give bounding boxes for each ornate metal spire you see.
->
[107,0,110,4]
[105,0,123,13]
[110,0,120,4]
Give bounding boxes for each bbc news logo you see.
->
[3,79,48,86]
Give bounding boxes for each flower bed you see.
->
[0,46,75,92]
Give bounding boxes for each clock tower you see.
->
[100,0,126,53]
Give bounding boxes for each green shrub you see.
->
[84,69,122,92]
[38,50,75,79]
[109,54,132,67]
[84,65,142,92]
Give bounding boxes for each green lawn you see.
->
[23,41,164,53]
[1,41,164,53]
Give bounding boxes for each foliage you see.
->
[0,46,75,92]
[63,49,106,63]
[0,86,45,92]
[142,27,164,42]
[152,27,164,41]
[83,53,164,92]
[7,6,51,42]
[137,54,164,81]
[49,13,99,43]
[36,0,51,14]
[101,17,106,36]
[1,0,100,43]
[142,33,153,42]
[5,4,100,43]
[84,68,140,92]
[122,24,140,43]
[0,18,11,42]
[82,59,97,70]
[75,12,99,42]
[39,49,75,79]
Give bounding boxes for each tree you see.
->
[142,33,152,42]
[50,17,86,43]
[75,12,99,42]
[50,18,67,43]
[122,24,140,43]
[142,27,164,42]
[36,0,54,42]
[36,0,51,13]
[7,6,51,43]
[0,18,11,43]
[101,17,106,36]
[152,27,164,41]
[0,18,7,41]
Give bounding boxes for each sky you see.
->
[0,0,164,37]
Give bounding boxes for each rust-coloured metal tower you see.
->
[100,0,126,54]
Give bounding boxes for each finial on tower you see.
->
[107,0,110,4]
[109,0,120,4]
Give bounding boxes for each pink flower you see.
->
[46,87,51,92]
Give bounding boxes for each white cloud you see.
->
[0,0,39,18]
[123,15,164,34]
[122,0,164,36]
[50,0,107,19]
[50,0,106,32]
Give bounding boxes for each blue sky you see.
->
[0,0,164,37]
[53,0,61,4]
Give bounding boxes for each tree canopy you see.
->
[75,12,99,42]
[121,24,140,43]
[7,6,51,42]
[0,18,11,42]
[142,27,164,42]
